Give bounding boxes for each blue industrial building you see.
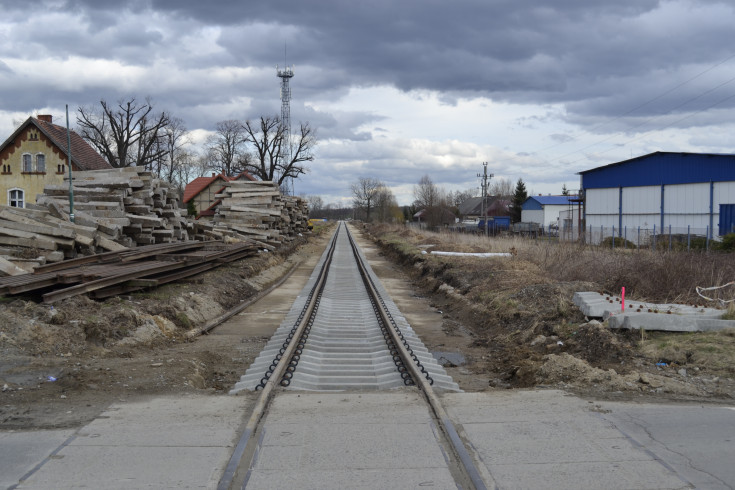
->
[521,195,577,228]
[579,152,735,239]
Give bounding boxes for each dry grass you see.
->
[640,329,735,373]
[374,224,735,306]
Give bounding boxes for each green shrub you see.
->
[719,233,735,252]
[186,200,197,217]
[601,236,635,248]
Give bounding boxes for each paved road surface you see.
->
[4,390,733,489]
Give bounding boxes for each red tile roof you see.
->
[34,117,112,171]
[183,174,228,203]
[183,170,257,203]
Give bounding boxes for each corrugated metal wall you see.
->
[521,209,544,225]
[584,182,735,237]
[581,153,735,238]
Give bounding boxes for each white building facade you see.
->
[580,152,735,241]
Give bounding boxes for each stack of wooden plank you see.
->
[38,167,193,248]
[0,171,311,278]
[280,195,310,239]
[0,204,109,276]
[212,181,286,247]
[210,181,311,246]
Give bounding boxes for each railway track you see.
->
[220,222,486,489]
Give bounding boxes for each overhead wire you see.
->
[512,53,735,167]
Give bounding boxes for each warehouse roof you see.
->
[579,152,735,189]
[523,195,575,210]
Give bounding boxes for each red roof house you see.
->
[183,170,256,217]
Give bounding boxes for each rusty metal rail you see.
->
[0,240,259,303]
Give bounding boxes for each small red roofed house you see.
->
[183,170,256,218]
[0,115,112,208]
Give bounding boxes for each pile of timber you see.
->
[0,204,118,276]
[0,171,310,278]
[280,195,310,237]
[38,167,193,249]
[0,240,258,302]
[210,181,310,247]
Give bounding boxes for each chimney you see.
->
[38,115,53,123]
[212,173,215,178]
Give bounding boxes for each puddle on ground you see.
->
[432,351,466,367]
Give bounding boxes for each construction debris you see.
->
[211,181,310,247]
[0,240,258,302]
[0,168,311,278]
[38,167,192,248]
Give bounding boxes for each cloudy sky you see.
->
[2,0,735,205]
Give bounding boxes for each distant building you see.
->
[0,115,112,208]
[413,207,457,227]
[458,196,510,221]
[183,171,256,217]
[521,195,576,228]
[579,152,735,238]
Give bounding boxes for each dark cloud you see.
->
[3,0,735,204]
[6,0,735,124]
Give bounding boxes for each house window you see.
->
[36,153,45,172]
[29,131,38,141]
[22,154,32,172]
[9,188,24,208]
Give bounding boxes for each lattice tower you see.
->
[277,65,294,153]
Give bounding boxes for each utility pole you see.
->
[65,105,75,223]
[477,162,493,236]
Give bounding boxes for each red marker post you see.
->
[621,287,625,312]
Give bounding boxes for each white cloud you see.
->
[2,0,735,209]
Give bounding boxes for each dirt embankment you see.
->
[0,232,330,430]
[363,223,735,402]
[2,222,733,431]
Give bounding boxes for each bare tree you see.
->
[241,116,281,181]
[306,195,324,217]
[488,177,514,198]
[77,97,170,168]
[242,116,316,186]
[375,186,400,223]
[413,175,441,209]
[351,177,383,222]
[448,188,477,208]
[205,120,250,176]
[413,175,450,227]
[161,117,190,183]
[280,122,316,183]
[169,149,202,201]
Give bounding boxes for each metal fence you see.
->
[410,220,731,251]
[558,224,717,251]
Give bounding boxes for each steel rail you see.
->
[344,224,488,490]
[217,224,341,490]
[190,259,302,337]
[220,222,486,489]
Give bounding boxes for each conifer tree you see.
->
[510,178,527,223]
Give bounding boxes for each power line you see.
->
[515,53,735,165]
[551,72,735,164]
[567,90,735,165]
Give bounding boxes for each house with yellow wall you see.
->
[0,115,112,208]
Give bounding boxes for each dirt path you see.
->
[0,233,331,430]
